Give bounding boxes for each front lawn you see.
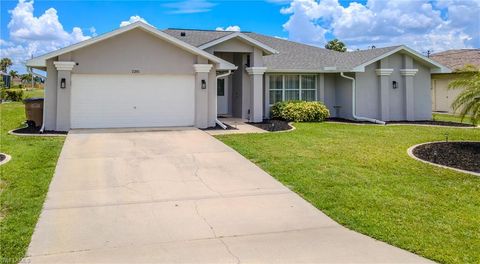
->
[217,123,480,264]
[433,113,475,125]
[0,102,64,264]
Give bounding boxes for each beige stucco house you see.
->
[430,49,480,113]
[27,22,450,131]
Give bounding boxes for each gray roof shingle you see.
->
[163,29,402,71]
[430,49,480,70]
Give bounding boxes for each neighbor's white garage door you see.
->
[71,74,195,128]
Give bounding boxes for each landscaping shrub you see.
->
[271,100,330,122]
[0,89,24,102]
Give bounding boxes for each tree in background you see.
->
[9,70,18,79]
[1,58,13,72]
[325,39,347,52]
[20,73,32,83]
[449,65,480,125]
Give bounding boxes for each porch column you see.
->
[193,64,213,128]
[246,67,267,122]
[53,61,75,131]
[375,68,394,121]
[400,68,418,121]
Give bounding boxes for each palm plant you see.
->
[448,65,480,125]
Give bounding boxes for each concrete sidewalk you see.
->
[25,128,432,263]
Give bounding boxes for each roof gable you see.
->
[27,22,236,70]
[198,32,278,55]
[350,46,451,73]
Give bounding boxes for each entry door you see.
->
[217,78,228,115]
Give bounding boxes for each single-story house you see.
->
[430,49,480,113]
[27,22,450,131]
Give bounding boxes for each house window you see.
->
[269,75,283,105]
[268,74,317,105]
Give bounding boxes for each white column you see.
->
[375,68,394,121]
[53,61,75,131]
[193,64,213,128]
[400,69,418,121]
[246,67,267,122]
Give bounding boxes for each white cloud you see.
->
[119,15,149,27]
[163,0,216,14]
[215,25,241,32]
[280,0,480,52]
[1,0,92,72]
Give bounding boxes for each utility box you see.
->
[24,98,44,128]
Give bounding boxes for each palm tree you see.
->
[448,64,480,125]
[325,39,347,52]
[9,70,18,79]
[0,58,13,72]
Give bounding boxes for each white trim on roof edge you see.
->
[351,45,451,73]
[26,22,236,70]
[198,32,279,55]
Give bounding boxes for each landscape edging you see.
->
[407,141,480,177]
[0,153,12,166]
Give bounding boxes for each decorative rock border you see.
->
[407,141,480,177]
[0,153,12,166]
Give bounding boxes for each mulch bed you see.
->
[0,154,5,162]
[326,118,374,124]
[248,119,292,132]
[412,142,480,173]
[11,126,67,135]
[202,123,238,131]
[327,118,475,127]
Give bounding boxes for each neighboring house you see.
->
[26,22,449,131]
[430,49,480,113]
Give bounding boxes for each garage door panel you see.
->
[71,74,195,128]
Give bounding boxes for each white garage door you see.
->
[71,74,195,128]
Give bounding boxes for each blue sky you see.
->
[1,0,479,72]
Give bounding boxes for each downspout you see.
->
[28,67,48,132]
[340,72,386,125]
[215,70,232,129]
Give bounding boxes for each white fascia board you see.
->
[26,21,235,70]
[198,32,279,55]
[266,68,353,73]
[353,45,451,74]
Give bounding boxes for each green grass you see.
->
[433,113,475,125]
[217,123,480,264]
[0,102,64,264]
[23,88,45,99]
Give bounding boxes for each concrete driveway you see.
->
[26,128,431,263]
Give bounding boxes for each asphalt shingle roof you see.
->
[430,49,480,71]
[164,29,402,71]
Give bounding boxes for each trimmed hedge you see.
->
[0,89,24,102]
[271,100,330,122]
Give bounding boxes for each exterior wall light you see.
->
[392,81,398,89]
[201,79,206,89]
[60,78,66,89]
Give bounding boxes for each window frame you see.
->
[268,74,317,106]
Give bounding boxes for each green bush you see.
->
[0,89,24,102]
[271,100,330,122]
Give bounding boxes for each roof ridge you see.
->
[166,28,252,33]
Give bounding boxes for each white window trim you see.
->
[268,74,317,106]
